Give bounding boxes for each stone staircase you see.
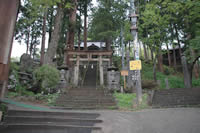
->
[55,88,117,110]
[152,88,200,108]
[0,109,103,133]
[54,62,118,110]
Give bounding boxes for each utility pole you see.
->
[120,0,125,69]
[129,0,142,105]
[121,26,125,69]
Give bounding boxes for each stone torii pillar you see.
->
[0,0,19,98]
[99,55,104,86]
[73,55,80,86]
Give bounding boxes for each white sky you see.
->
[11,0,98,58]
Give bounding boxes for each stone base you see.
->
[0,111,2,122]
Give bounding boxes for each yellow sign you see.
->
[130,60,142,70]
[121,70,128,76]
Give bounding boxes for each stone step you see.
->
[4,116,102,126]
[56,99,116,104]
[61,94,107,97]
[52,105,118,110]
[7,110,100,119]
[154,92,199,96]
[56,102,116,107]
[57,97,114,101]
[152,88,200,107]
[0,124,102,133]
[59,94,113,99]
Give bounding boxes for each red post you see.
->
[0,0,19,98]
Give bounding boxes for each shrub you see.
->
[33,65,60,91]
[10,61,20,72]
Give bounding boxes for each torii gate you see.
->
[0,0,19,98]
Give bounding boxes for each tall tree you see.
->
[89,0,127,50]
[44,3,64,65]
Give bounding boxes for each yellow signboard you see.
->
[130,60,142,70]
[121,70,128,76]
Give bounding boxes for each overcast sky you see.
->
[11,0,98,58]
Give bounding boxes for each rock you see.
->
[20,54,34,73]
[8,74,17,90]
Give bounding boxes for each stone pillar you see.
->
[99,55,104,86]
[0,0,19,98]
[73,55,80,86]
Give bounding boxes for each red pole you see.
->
[0,0,19,98]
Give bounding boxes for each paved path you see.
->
[2,99,200,133]
[97,108,200,133]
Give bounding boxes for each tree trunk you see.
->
[66,0,77,50]
[150,47,154,61]
[174,24,182,56]
[29,36,33,57]
[143,43,148,61]
[65,0,77,66]
[139,41,142,58]
[173,44,177,70]
[106,39,111,51]
[157,47,164,73]
[78,29,81,50]
[48,7,54,44]
[78,7,81,51]
[166,43,172,67]
[153,55,157,82]
[44,4,63,65]
[40,9,47,66]
[26,32,30,54]
[84,0,87,50]
[181,55,192,88]
[190,48,199,79]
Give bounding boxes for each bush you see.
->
[192,79,200,87]
[10,61,20,72]
[33,65,60,91]
[163,65,175,75]
[114,92,149,110]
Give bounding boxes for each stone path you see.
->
[97,108,200,133]
[1,99,200,133]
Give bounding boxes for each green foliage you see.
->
[15,0,43,56]
[7,85,35,97]
[142,61,200,89]
[16,84,35,96]
[114,92,149,110]
[0,103,7,112]
[112,56,122,69]
[192,79,200,87]
[7,91,59,106]
[33,65,60,91]
[139,0,200,68]
[89,0,128,43]
[10,61,20,72]
[0,103,7,119]
[35,93,59,105]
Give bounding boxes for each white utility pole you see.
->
[129,0,143,105]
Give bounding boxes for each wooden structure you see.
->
[0,0,19,98]
[66,49,113,86]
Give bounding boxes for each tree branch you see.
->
[191,55,200,70]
